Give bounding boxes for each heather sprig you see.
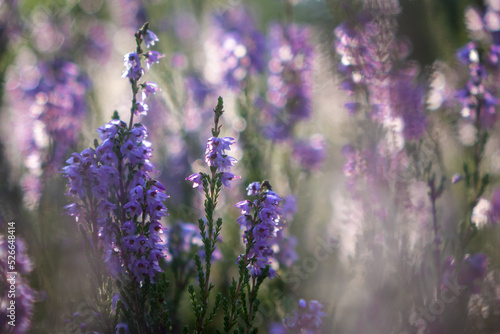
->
[223,181,283,333]
[63,23,168,333]
[185,96,239,333]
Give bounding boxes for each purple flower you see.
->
[269,322,287,334]
[236,182,283,277]
[456,42,480,65]
[144,51,164,70]
[122,66,145,80]
[204,136,238,172]
[144,29,159,48]
[141,81,160,100]
[455,41,498,128]
[274,231,298,267]
[135,101,148,116]
[64,97,167,285]
[221,172,240,188]
[246,182,260,196]
[186,74,213,106]
[123,52,140,69]
[281,195,297,220]
[334,7,427,140]
[124,200,142,217]
[344,102,361,116]
[451,173,463,184]
[186,173,203,190]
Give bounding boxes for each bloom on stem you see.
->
[123,52,140,69]
[186,173,203,189]
[456,41,499,127]
[235,182,283,278]
[144,51,164,70]
[204,137,237,171]
[144,29,159,48]
[63,25,168,284]
[141,81,160,100]
[186,99,240,189]
[221,172,239,188]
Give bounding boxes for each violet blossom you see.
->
[235,182,283,278]
[63,27,168,283]
[455,41,499,127]
[187,135,240,189]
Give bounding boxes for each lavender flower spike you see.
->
[236,181,283,278]
[187,101,240,189]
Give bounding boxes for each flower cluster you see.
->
[63,25,167,283]
[235,181,283,277]
[262,24,314,141]
[211,7,265,89]
[283,299,327,333]
[63,118,167,282]
[121,28,163,117]
[187,135,239,189]
[456,41,498,127]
